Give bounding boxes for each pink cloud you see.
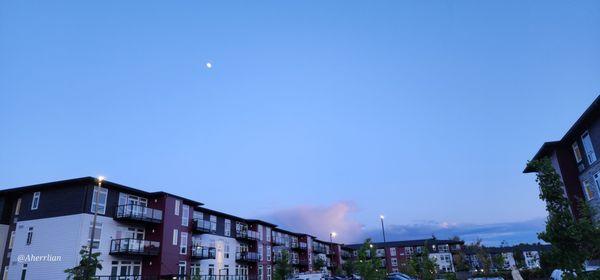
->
[262,201,364,243]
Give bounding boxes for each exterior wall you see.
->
[7,214,85,280]
[0,224,9,272]
[193,233,239,275]
[429,252,454,273]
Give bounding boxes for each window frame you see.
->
[173,229,179,246]
[91,186,108,215]
[175,200,181,216]
[182,205,189,226]
[180,232,188,255]
[31,192,40,210]
[581,131,597,164]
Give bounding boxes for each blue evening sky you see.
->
[1,0,599,243]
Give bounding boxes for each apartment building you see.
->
[524,95,600,222]
[344,238,464,274]
[0,177,341,279]
[464,244,550,271]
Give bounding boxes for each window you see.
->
[405,247,413,255]
[8,231,15,249]
[182,205,189,226]
[178,261,186,276]
[208,264,215,275]
[266,245,271,261]
[225,243,230,258]
[31,192,40,210]
[20,263,27,280]
[180,232,188,254]
[224,219,231,237]
[439,244,450,253]
[3,266,7,280]
[25,227,33,245]
[573,142,583,163]
[15,199,21,215]
[391,258,398,267]
[210,215,217,232]
[175,200,181,216]
[258,265,263,280]
[390,247,396,256]
[88,222,102,248]
[258,244,263,261]
[258,225,263,240]
[267,265,271,280]
[91,186,108,214]
[266,227,271,242]
[173,229,179,245]
[584,181,595,200]
[582,131,597,164]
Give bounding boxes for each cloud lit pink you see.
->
[262,201,364,244]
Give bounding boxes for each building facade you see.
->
[464,244,550,272]
[0,177,342,279]
[343,238,464,274]
[525,95,600,222]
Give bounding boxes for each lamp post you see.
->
[380,215,386,243]
[330,232,337,243]
[87,176,104,277]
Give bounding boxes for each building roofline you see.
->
[523,141,561,173]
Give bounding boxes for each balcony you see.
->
[313,244,328,254]
[293,242,308,251]
[109,238,160,256]
[235,230,259,241]
[192,245,216,259]
[236,252,259,262]
[272,236,285,246]
[341,251,352,259]
[114,204,163,224]
[294,259,309,266]
[193,219,217,234]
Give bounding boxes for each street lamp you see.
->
[87,176,105,277]
[380,215,387,243]
[330,232,337,243]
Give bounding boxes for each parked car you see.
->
[386,272,415,280]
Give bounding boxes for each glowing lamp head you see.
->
[97,176,105,183]
[331,232,337,238]
[380,215,385,220]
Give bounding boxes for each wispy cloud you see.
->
[262,202,546,246]
[361,218,546,246]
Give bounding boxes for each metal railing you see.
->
[115,204,163,223]
[193,219,217,233]
[109,238,160,256]
[93,276,158,280]
[192,246,216,259]
[235,252,259,262]
[271,236,285,245]
[235,230,259,241]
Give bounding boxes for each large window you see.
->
[266,245,271,261]
[88,222,102,249]
[175,200,181,216]
[31,192,40,210]
[182,205,189,226]
[584,180,596,201]
[91,187,108,214]
[258,265,263,280]
[224,219,231,237]
[210,215,217,232]
[173,229,179,245]
[26,227,33,245]
[582,131,597,164]
[573,142,583,163]
[178,261,186,276]
[390,247,396,256]
[15,198,21,215]
[180,232,188,254]
[258,244,263,261]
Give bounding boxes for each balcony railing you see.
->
[294,259,309,266]
[341,251,352,259]
[193,219,217,233]
[192,246,216,259]
[272,236,285,246]
[109,238,160,256]
[312,244,328,254]
[114,204,163,224]
[236,252,259,262]
[298,242,308,250]
[235,230,259,241]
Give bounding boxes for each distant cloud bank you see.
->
[262,202,545,246]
